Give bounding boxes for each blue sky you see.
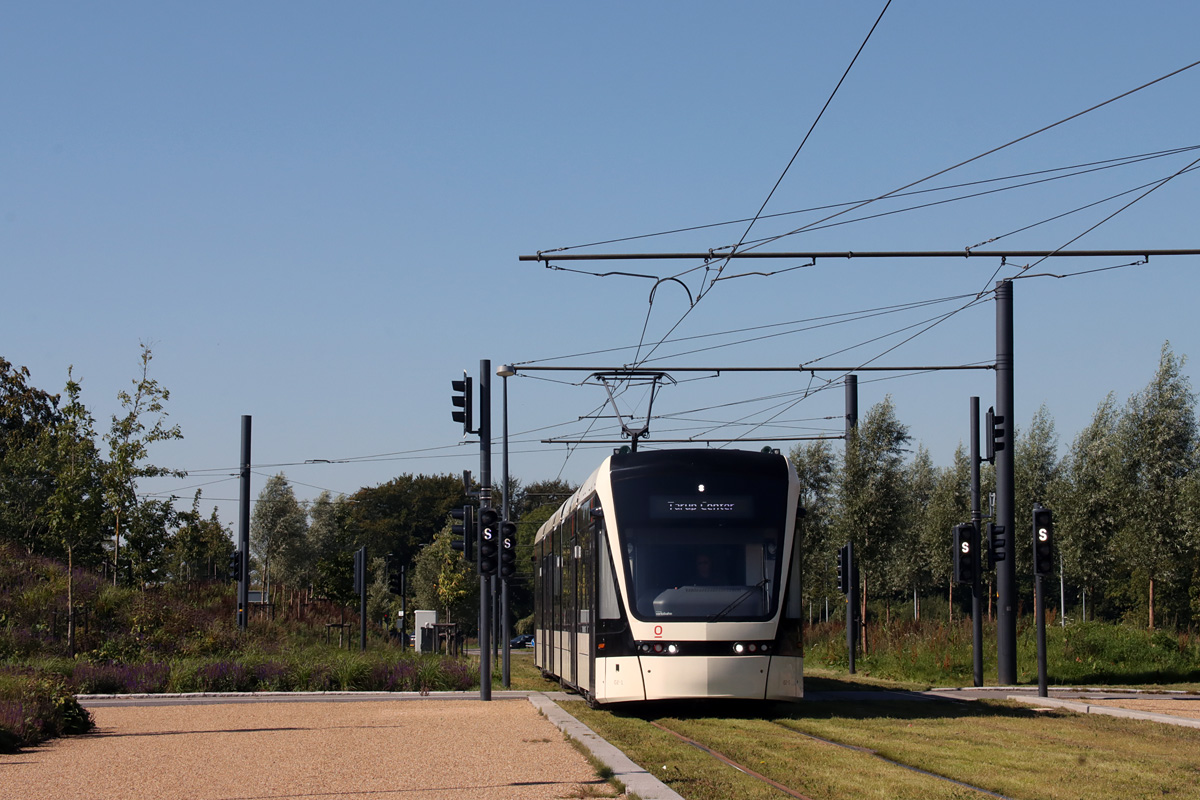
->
[3,2,1198,526]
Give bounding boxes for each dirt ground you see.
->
[0,699,613,800]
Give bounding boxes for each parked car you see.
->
[510,633,534,649]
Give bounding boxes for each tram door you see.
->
[567,513,578,689]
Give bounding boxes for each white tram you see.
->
[533,448,804,705]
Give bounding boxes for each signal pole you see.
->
[995,282,1017,685]
[237,416,251,630]
[498,364,516,688]
[969,398,983,687]
[478,359,492,701]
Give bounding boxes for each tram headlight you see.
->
[667,644,678,655]
[733,643,745,654]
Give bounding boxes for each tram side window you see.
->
[598,526,620,620]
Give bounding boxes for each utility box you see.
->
[414,610,437,652]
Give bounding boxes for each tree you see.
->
[346,474,466,577]
[169,492,234,582]
[920,446,971,618]
[789,439,837,613]
[42,370,105,655]
[1058,395,1123,620]
[250,473,308,599]
[412,525,477,627]
[1114,343,1197,628]
[511,478,576,522]
[0,356,62,553]
[307,491,356,604]
[103,344,184,585]
[898,445,936,615]
[1014,405,1062,586]
[833,396,911,649]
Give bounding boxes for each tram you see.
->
[533,448,804,705]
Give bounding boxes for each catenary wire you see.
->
[536,144,1200,255]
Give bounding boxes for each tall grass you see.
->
[805,615,1200,687]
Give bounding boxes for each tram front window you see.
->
[609,453,791,622]
[624,531,782,620]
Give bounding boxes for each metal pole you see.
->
[499,367,512,688]
[1060,556,1066,628]
[1036,572,1048,697]
[970,397,983,687]
[400,566,407,647]
[845,374,858,435]
[359,546,367,652]
[995,282,1017,685]
[844,378,859,674]
[846,542,856,675]
[478,359,492,701]
[237,415,251,630]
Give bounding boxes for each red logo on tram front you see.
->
[654,625,663,638]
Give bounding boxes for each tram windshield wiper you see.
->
[707,579,768,622]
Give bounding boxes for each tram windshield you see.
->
[609,451,791,622]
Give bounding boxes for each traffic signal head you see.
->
[229,550,242,582]
[986,407,1005,462]
[451,372,473,435]
[387,553,403,595]
[499,520,517,579]
[836,543,852,595]
[1033,504,1054,577]
[987,523,1007,570]
[953,523,977,584]
[450,505,475,563]
[479,507,499,576]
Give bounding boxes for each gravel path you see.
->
[0,699,611,800]
[1061,695,1200,720]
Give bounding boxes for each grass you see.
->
[507,643,1200,799]
[804,616,1200,689]
[567,695,1200,800]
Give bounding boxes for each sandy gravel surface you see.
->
[1082,696,1200,720]
[0,699,610,800]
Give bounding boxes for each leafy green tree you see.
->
[511,478,576,522]
[250,473,308,599]
[0,357,62,553]
[169,492,234,582]
[897,445,936,615]
[789,439,837,612]
[1058,395,1122,620]
[1014,405,1062,586]
[308,491,356,604]
[42,371,105,655]
[347,473,466,577]
[1114,343,1196,628]
[833,396,911,649]
[412,525,477,627]
[917,445,971,617]
[103,344,184,585]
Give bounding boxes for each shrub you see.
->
[0,673,93,753]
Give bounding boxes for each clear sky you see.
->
[4,2,1198,527]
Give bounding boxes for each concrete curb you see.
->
[527,693,686,800]
[1007,695,1200,729]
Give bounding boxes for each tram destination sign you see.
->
[650,495,754,519]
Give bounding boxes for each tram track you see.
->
[646,717,1014,800]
